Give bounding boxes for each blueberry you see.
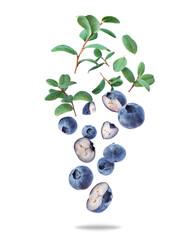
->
[101,121,119,139]
[103,143,126,163]
[102,90,127,112]
[118,103,145,129]
[69,166,93,190]
[74,137,96,162]
[82,102,96,115]
[97,158,114,176]
[58,116,77,135]
[82,125,97,139]
[86,182,113,213]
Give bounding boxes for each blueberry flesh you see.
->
[101,121,119,139]
[97,158,114,176]
[69,166,93,190]
[82,125,97,139]
[74,137,96,163]
[103,143,126,163]
[102,90,127,112]
[86,182,113,213]
[58,117,77,135]
[82,102,96,115]
[118,103,145,129]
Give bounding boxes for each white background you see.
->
[0,0,194,239]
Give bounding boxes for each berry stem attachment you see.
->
[128,76,139,93]
[58,86,77,117]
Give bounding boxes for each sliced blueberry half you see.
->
[82,102,96,115]
[74,137,96,162]
[102,90,127,112]
[86,182,113,213]
[101,121,119,139]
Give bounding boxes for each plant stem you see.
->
[74,33,93,74]
[100,72,112,85]
[101,57,109,66]
[128,76,139,93]
[58,86,77,117]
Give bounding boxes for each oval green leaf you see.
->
[61,95,74,103]
[77,16,91,33]
[94,49,102,58]
[86,15,100,33]
[88,63,104,73]
[59,74,70,86]
[102,16,120,23]
[122,35,137,54]
[60,81,77,89]
[109,76,123,86]
[138,62,145,76]
[54,104,73,116]
[51,45,77,55]
[78,58,98,65]
[74,91,93,102]
[122,67,135,83]
[100,28,116,38]
[45,91,61,101]
[49,89,65,99]
[105,52,115,60]
[135,74,155,87]
[46,79,58,87]
[113,57,127,72]
[92,79,105,94]
[80,30,98,41]
[84,44,110,51]
[137,78,150,91]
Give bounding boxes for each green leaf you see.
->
[78,58,98,65]
[88,63,104,72]
[77,16,91,33]
[105,52,115,60]
[80,30,98,41]
[135,74,155,87]
[109,76,123,87]
[45,91,61,101]
[102,16,120,23]
[49,89,65,99]
[84,44,110,51]
[92,79,105,94]
[113,57,127,72]
[51,45,77,55]
[61,95,74,103]
[137,78,150,91]
[111,86,114,91]
[55,104,73,116]
[100,28,116,38]
[86,15,100,33]
[94,49,102,58]
[46,79,58,87]
[60,81,77,89]
[122,67,135,83]
[59,74,70,86]
[138,62,145,76]
[74,91,93,102]
[122,35,137,54]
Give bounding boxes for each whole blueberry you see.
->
[58,116,77,135]
[69,166,93,190]
[118,103,145,129]
[82,102,96,115]
[102,90,127,112]
[97,158,114,176]
[82,125,97,139]
[103,143,126,163]
[86,182,113,213]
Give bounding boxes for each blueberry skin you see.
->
[97,158,114,175]
[82,125,97,139]
[58,117,77,135]
[103,143,126,163]
[118,103,145,129]
[87,184,113,213]
[104,90,127,106]
[82,102,91,115]
[69,166,93,190]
